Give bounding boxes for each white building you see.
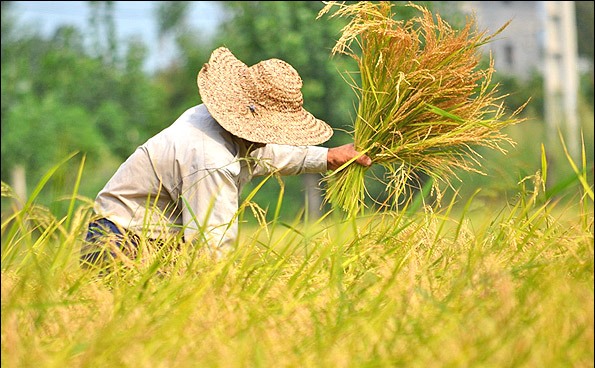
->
[452,1,581,164]
[455,1,545,79]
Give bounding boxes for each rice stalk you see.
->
[318,1,528,216]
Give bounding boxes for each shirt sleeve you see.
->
[249,144,328,176]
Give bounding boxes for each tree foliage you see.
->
[1,2,167,203]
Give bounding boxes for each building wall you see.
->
[457,1,544,79]
[455,1,582,161]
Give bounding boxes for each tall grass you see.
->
[1,141,593,367]
[318,1,527,216]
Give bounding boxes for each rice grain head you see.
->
[318,1,527,216]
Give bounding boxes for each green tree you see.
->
[153,1,216,119]
[89,1,118,66]
[1,1,167,209]
[576,1,594,63]
[575,1,594,105]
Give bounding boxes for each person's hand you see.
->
[327,143,372,171]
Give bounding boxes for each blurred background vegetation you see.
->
[1,1,593,221]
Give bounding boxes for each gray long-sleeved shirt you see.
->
[93,104,329,257]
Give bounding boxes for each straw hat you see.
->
[197,47,334,145]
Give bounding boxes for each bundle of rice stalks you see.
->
[318,1,528,216]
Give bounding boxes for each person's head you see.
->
[197,47,333,146]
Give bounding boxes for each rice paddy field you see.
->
[1,142,593,367]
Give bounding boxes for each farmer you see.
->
[80,46,372,265]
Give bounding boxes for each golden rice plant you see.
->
[318,1,528,215]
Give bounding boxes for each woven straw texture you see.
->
[197,47,333,145]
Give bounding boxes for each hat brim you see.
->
[197,47,333,146]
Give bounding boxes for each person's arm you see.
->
[249,144,328,176]
[249,143,371,176]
